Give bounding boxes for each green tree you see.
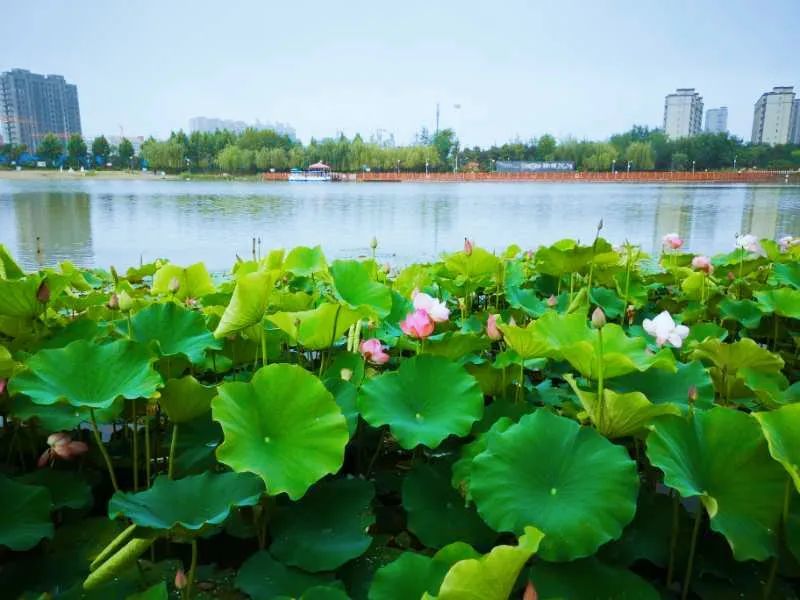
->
[583,143,619,171]
[671,152,689,171]
[141,139,185,172]
[431,129,457,170]
[625,142,655,170]
[535,134,557,161]
[91,135,111,166]
[66,134,87,169]
[37,134,64,166]
[118,138,135,167]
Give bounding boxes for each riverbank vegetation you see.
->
[1,232,799,599]
[3,125,800,175]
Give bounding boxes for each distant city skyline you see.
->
[2,1,799,146]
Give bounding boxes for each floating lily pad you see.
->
[0,475,53,550]
[529,557,659,600]
[158,375,216,423]
[331,259,392,319]
[108,471,264,534]
[358,355,484,450]
[129,302,221,364]
[270,478,374,572]
[9,339,161,409]
[470,410,639,561]
[212,364,348,499]
[646,407,786,561]
[235,551,339,600]
[754,403,800,493]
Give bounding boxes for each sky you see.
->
[3,0,799,147]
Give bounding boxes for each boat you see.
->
[288,162,332,182]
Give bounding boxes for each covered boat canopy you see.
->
[308,162,331,171]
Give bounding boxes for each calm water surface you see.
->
[1,179,799,270]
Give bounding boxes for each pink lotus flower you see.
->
[38,432,89,467]
[360,338,390,365]
[464,238,474,256]
[486,314,502,340]
[691,255,714,274]
[736,234,763,255]
[662,233,683,250]
[175,568,187,590]
[400,309,435,339]
[412,290,450,322]
[547,295,557,308]
[0,378,6,395]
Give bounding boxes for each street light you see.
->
[626,160,631,174]
[425,160,429,175]
[733,155,738,170]
[692,160,696,174]
[611,159,616,174]
[396,159,400,175]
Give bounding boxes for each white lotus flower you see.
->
[736,234,762,254]
[642,311,690,348]
[412,290,450,322]
[779,235,798,252]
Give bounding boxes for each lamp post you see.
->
[733,155,737,171]
[611,159,616,174]
[626,160,631,174]
[396,160,400,175]
[692,160,696,174]
[425,160,429,175]
[491,158,496,174]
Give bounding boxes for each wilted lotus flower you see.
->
[625,304,636,325]
[464,238,474,256]
[38,432,89,467]
[779,235,798,252]
[174,568,187,590]
[591,307,606,329]
[168,276,181,294]
[412,290,450,322]
[642,311,690,348]
[547,295,557,308]
[400,309,435,339]
[486,314,502,340]
[360,338,390,365]
[107,292,119,310]
[736,234,762,254]
[691,255,714,274]
[37,279,51,303]
[662,233,683,250]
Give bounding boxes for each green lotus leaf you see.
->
[235,550,338,600]
[0,275,41,318]
[470,410,639,561]
[331,259,392,318]
[212,364,348,499]
[9,339,161,409]
[683,321,728,345]
[158,375,216,423]
[754,404,800,493]
[423,527,543,600]
[740,368,789,408]
[402,461,495,549]
[394,263,433,298]
[565,374,680,438]
[270,478,374,572]
[213,270,275,339]
[646,408,786,561]
[151,262,215,300]
[284,245,328,277]
[357,355,484,450]
[754,287,800,319]
[267,303,361,350]
[301,586,351,600]
[0,475,54,550]
[452,417,514,503]
[108,471,264,534]
[590,287,625,319]
[680,271,718,300]
[504,261,549,317]
[608,361,714,413]
[424,332,489,361]
[0,243,25,279]
[773,262,800,289]
[0,343,17,378]
[323,377,359,436]
[535,238,617,277]
[600,491,676,568]
[8,395,124,430]
[691,338,784,400]
[126,581,168,600]
[718,298,764,329]
[528,557,659,600]
[443,247,500,287]
[129,302,221,364]
[324,353,366,387]
[17,470,92,510]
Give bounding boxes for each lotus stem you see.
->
[763,478,792,600]
[184,539,198,599]
[168,424,179,479]
[772,315,780,352]
[83,536,154,591]
[90,523,138,571]
[596,327,605,433]
[131,402,139,491]
[144,411,152,487]
[515,363,523,404]
[90,408,119,492]
[666,491,680,588]
[366,430,385,477]
[261,329,268,368]
[681,505,703,600]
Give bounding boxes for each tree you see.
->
[91,136,111,166]
[431,129,457,170]
[66,134,87,168]
[118,138,135,167]
[140,139,184,172]
[37,134,64,166]
[625,142,655,170]
[535,134,557,161]
[671,152,689,171]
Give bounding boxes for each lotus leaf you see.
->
[0,475,54,550]
[754,404,800,492]
[0,275,41,318]
[151,262,215,299]
[535,238,618,277]
[126,582,168,600]
[270,478,374,571]
[158,375,216,423]
[17,470,92,510]
[8,395,124,429]
[470,410,639,561]
[529,557,659,600]
[402,461,495,549]
[129,301,221,364]
[323,377,359,436]
[451,417,514,502]
[284,245,328,277]
[108,471,264,533]
[691,338,784,400]
[267,303,361,350]
[718,298,764,329]
[0,343,16,378]
[213,270,275,339]
[443,247,499,287]
[646,408,786,561]
[754,287,800,318]
[9,339,161,409]
[235,550,339,600]
[331,259,392,318]
[0,243,25,279]
[608,361,714,412]
[773,262,800,288]
[590,287,625,319]
[423,526,543,600]
[212,364,348,499]
[357,355,484,449]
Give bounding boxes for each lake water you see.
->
[1,179,799,271]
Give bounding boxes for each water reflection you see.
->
[0,180,798,270]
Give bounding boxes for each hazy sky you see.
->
[4,1,799,146]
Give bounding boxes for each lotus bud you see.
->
[107,293,119,310]
[547,295,557,308]
[591,307,606,329]
[174,568,187,590]
[525,250,534,261]
[118,290,134,312]
[626,304,635,325]
[110,265,119,284]
[0,378,6,395]
[523,580,538,600]
[37,279,51,303]
[597,218,604,232]
[687,385,698,404]
[370,236,378,250]
[727,271,735,281]
[382,262,391,275]
[508,316,517,327]
[464,238,474,256]
[168,276,181,294]
[340,368,353,381]
[185,297,197,308]
[486,314,502,341]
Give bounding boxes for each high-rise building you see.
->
[751,86,795,145]
[704,107,728,134]
[663,88,703,139]
[789,99,800,145]
[0,69,81,153]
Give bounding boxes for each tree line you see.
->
[2,125,799,173]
